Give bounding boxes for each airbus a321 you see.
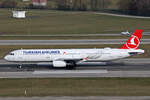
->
[4,29,144,69]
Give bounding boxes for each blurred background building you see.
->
[32,0,47,6]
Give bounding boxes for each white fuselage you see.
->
[4,48,144,62]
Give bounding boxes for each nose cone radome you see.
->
[4,55,11,61]
[4,55,8,61]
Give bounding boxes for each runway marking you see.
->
[33,70,108,74]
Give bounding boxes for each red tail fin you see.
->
[120,29,143,49]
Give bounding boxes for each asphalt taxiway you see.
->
[0,39,149,45]
[0,58,149,78]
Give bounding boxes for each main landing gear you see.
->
[18,64,22,69]
[66,61,76,70]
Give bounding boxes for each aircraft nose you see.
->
[4,55,9,61]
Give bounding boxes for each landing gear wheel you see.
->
[66,61,76,70]
[67,65,75,70]
[17,64,23,69]
[18,65,22,69]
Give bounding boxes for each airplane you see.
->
[121,30,131,35]
[4,29,144,69]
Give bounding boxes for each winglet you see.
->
[120,29,143,49]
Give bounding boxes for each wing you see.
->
[54,58,83,62]
[53,55,88,62]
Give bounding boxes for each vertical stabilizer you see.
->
[120,29,143,49]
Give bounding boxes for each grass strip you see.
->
[0,36,150,40]
[0,9,150,35]
[0,78,150,96]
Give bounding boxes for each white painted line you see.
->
[33,70,108,74]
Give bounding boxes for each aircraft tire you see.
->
[66,61,76,70]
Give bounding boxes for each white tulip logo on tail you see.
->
[128,36,136,45]
[120,29,142,49]
[126,35,139,49]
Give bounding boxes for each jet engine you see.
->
[52,61,66,67]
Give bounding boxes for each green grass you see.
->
[0,44,149,59]
[0,36,131,40]
[0,35,150,40]
[0,36,129,40]
[1,78,150,96]
[0,9,150,35]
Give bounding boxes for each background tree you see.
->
[0,0,17,8]
[118,0,150,16]
[57,0,70,10]
[136,0,150,16]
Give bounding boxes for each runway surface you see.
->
[0,39,149,45]
[0,96,150,100]
[0,58,149,78]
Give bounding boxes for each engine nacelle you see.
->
[52,61,66,67]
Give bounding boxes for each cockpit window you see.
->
[9,53,14,55]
